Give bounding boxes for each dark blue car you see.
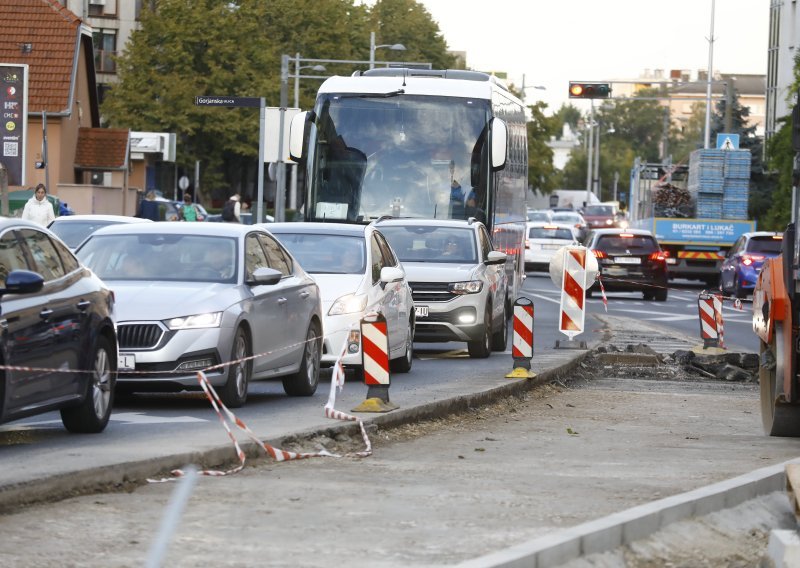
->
[720,231,783,298]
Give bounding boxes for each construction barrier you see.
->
[550,246,597,349]
[352,313,398,412]
[506,297,536,379]
[697,291,725,349]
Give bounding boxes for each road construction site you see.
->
[1,315,800,567]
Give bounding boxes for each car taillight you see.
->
[649,251,668,262]
[592,250,607,259]
[741,254,765,266]
[525,239,530,249]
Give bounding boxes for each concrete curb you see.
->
[456,459,799,568]
[0,348,592,513]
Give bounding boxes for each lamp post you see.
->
[289,54,326,210]
[593,120,614,199]
[369,31,406,69]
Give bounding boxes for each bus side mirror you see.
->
[289,111,309,162]
[491,117,508,171]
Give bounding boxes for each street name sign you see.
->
[194,96,262,108]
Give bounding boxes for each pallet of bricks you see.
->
[687,148,751,220]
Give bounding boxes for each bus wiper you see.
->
[338,89,405,99]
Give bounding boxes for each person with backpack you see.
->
[221,194,241,223]
[178,192,199,222]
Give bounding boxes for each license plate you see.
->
[415,306,429,318]
[118,354,136,371]
[614,257,641,265]
[666,258,677,265]
[542,244,561,250]
[605,267,628,277]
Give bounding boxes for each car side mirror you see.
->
[380,266,404,285]
[491,118,508,171]
[485,250,507,265]
[247,267,283,286]
[0,270,45,296]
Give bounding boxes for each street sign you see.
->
[194,96,262,108]
[0,63,28,186]
[178,175,189,190]
[716,133,740,150]
[264,107,300,162]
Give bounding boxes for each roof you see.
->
[589,228,654,237]
[89,221,266,238]
[374,218,482,229]
[49,214,153,224]
[0,0,96,117]
[74,128,130,169]
[669,74,765,97]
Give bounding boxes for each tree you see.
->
[526,101,558,195]
[710,86,762,172]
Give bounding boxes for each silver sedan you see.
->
[76,223,322,407]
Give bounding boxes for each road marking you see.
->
[112,412,208,425]
[521,292,561,305]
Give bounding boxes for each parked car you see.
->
[526,209,552,223]
[267,222,415,375]
[581,204,621,230]
[524,222,579,272]
[0,219,118,432]
[585,228,669,301]
[75,223,322,407]
[47,214,153,251]
[550,211,588,242]
[376,218,508,358]
[720,231,783,298]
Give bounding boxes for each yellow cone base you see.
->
[505,367,537,379]
[352,397,399,413]
[692,344,726,354]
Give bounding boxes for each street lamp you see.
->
[369,31,406,69]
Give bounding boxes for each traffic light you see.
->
[568,82,611,99]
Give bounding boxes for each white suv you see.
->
[377,218,508,358]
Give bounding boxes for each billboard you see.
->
[0,64,27,186]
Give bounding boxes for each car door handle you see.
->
[39,308,53,320]
[277,297,288,305]
[300,291,310,299]
[76,300,91,311]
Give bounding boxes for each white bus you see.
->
[288,68,528,304]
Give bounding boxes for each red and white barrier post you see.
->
[352,313,398,413]
[551,246,598,349]
[506,297,536,379]
[697,291,725,349]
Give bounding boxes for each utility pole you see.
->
[724,78,734,133]
[585,101,594,207]
[275,54,289,222]
[703,0,716,149]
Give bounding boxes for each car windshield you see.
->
[595,235,658,254]
[379,226,477,264]
[527,211,550,221]
[273,233,366,274]
[583,205,614,216]
[529,227,573,240]
[747,236,783,254]
[49,220,118,248]
[77,234,238,283]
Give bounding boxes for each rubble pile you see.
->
[652,183,695,218]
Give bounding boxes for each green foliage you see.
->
[762,119,793,231]
[526,101,558,195]
[552,104,581,138]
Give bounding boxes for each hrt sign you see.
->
[0,64,28,186]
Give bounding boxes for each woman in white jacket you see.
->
[22,183,56,227]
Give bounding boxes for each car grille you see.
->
[118,323,165,349]
[408,282,456,303]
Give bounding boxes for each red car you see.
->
[582,204,621,230]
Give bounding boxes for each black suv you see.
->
[585,228,668,301]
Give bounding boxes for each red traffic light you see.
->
[568,82,611,99]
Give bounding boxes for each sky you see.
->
[414,0,769,112]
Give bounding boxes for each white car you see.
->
[47,214,153,251]
[376,218,508,358]
[267,222,415,375]
[524,222,579,272]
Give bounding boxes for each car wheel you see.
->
[61,335,115,433]
[654,288,668,301]
[283,320,321,396]
[221,327,251,408]
[468,304,492,359]
[390,319,414,373]
[643,290,654,300]
[491,302,508,351]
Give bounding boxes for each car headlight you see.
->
[164,312,222,330]
[605,219,614,225]
[449,280,483,295]
[329,293,368,316]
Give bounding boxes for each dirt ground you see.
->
[1,347,799,567]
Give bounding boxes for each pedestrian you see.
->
[178,192,199,222]
[136,190,160,221]
[22,183,55,226]
[221,193,241,223]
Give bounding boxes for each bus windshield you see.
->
[306,93,491,223]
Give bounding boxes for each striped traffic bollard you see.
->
[697,291,724,349]
[506,297,536,379]
[554,246,593,349]
[352,313,398,413]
